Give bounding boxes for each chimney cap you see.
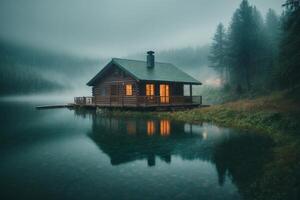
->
[147,51,155,55]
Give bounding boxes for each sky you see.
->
[0,0,284,58]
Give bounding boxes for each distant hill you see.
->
[0,40,102,95]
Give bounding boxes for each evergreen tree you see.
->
[226,0,266,92]
[278,1,300,89]
[264,9,280,86]
[250,6,267,87]
[227,0,253,91]
[209,23,228,84]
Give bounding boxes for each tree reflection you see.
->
[73,109,299,200]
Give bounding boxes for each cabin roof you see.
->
[87,58,202,86]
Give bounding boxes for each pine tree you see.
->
[209,23,228,84]
[278,2,300,89]
[227,0,254,91]
[226,0,266,92]
[264,9,280,86]
[250,6,267,87]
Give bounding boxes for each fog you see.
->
[0,0,283,57]
[0,0,285,99]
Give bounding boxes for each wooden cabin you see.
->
[75,51,202,109]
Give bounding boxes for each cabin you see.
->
[75,51,202,109]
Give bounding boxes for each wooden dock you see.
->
[36,104,76,109]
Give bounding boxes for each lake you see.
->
[0,101,278,200]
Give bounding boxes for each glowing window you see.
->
[146,84,155,96]
[160,84,170,103]
[125,84,133,96]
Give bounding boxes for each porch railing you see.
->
[74,96,202,106]
[74,96,95,105]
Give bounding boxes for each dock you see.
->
[36,104,76,109]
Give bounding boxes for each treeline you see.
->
[0,40,101,95]
[155,45,209,69]
[209,0,300,94]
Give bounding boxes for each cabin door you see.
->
[159,84,170,103]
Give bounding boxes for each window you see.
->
[146,84,155,96]
[125,84,133,96]
[160,84,170,103]
[100,87,106,96]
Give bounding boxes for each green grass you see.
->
[158,91,300,137]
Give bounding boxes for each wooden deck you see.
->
[74,96,202,109]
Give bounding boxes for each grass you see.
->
[157,91,300,138]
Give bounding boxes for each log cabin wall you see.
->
[92,64,138,105]
[172,83,184,96]
[90,64,191,107]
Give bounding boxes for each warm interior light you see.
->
[147,120,155,135]
[159,84,169,103]
[125,84,133,96]
[146,84,155,96]
[160,119,170,136]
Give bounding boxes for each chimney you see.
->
[147,51,155,68]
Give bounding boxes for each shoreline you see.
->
[106,92,300,139]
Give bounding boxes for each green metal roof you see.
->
[87,58,201,86]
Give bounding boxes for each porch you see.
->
[74,95,202,108]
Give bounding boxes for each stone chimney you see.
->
[147,51,155,68]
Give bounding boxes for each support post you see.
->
[189,84,193,103]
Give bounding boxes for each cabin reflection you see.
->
[126,121,137,135]
[160,119,170,136]
[73,109,276,196]
[147,121,155,136]
[84,113,209,167]
[73,110,225,169]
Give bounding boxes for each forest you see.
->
[208,0,300,100]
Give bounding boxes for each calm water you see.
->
[0,101,275,200]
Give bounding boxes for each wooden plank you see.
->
[36,104,75,109]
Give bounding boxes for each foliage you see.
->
[277,4,300,89]
[208,23,228,83]
[209,0,283,93]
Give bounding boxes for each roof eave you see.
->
[139,79,202,85]
[112,59,140,81]
[86,59,141,86]
[86,60,114,86]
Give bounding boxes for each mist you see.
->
[0,0,282,57]
[0,0,284,99]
